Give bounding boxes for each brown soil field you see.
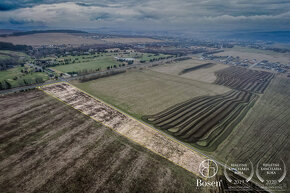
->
[152,58,228,83]
[0,89,213,193]
[215,66,274,93]
[0,33,105,46]
[40,82,207,178]
[143,90,258,151]
[102,37,162,43]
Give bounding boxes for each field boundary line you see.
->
[38,83,208,180]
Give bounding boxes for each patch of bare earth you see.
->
[41,83,206,177]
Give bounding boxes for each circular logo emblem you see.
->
[223,159,254,183]
[199,159,218,178]
[256,158,287,184]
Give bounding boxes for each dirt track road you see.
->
[40,82,207,177]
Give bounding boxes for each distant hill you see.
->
[0,29,20,35]
[0,42,31,51]
[0,30,88,37]
[226,31,290,43]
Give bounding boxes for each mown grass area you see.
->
[51,53,123,73]
[0,50,30,61]
[122,52,172,62]
[0,50,29,57]
[0,66,49,88]
[50,52,172,74]
[72,70,230,118]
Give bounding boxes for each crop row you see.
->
[143,90,257,151]
[215,67,274,93]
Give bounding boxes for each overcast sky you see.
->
[0,0,289,33]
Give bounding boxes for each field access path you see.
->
[39,82,208,178]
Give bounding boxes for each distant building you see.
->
[114,57,135,62]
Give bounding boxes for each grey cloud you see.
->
[8,18,35,25]
[0,0,289,32]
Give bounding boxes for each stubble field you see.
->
[210,75,290,172]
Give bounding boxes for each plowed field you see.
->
[0,89,209,193]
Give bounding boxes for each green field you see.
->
[51,53,123,73]
[0,53,11,60]
[51,52,172,74]
[0,66,49,88]
[72,70,230,118]
[0,50,30,61]
[0,50,29,57]
[122,52,172,62]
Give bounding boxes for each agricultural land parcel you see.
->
[215,46,290,64]
[152,57,228,83]
[50,52,171,74]
[101,37,162,44]
[0,33,162,46]
[72,63,289,190]
[0,89,213,193]
[0,33,105,46]
[0,51,48,88]
[51,53,122,73]
[120,52,172,62]
[142,66,274,152]
[143,90,258,151]
[72,70,230,118]
[210,75,290,176]
[0,66,49,88]
[40,82,207,177]
[0,50,30,61]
